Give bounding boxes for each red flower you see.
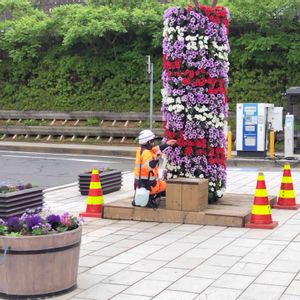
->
[182,78,191,86]
[208,147,215,157]
[196,138,207,148]
[183,69,190,76]
[187,140,195,146]
[176,138,186,147]
[175,59,181,69]
[198,78,206,87]
[185,146,193,156]
[164,129,175,139]
[189,70,195,79]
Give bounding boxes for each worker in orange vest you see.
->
[133,129,176,207]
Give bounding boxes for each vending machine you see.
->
[236,103,282,157]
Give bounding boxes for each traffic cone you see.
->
[273,164,300,210]
[245,172,278,229]
[80,169,103,218]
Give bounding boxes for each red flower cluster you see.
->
[199,6,229,27]
[172,131,207,152]
[208,146,226,165]
[163,54,181,71]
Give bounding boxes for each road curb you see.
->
[0,142,299,168]
[0,142,136,158]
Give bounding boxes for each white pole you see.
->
[150,63,153,131]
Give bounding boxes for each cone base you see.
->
[273,204,300,210]
[245,221,278,229]
[79,212,102,218]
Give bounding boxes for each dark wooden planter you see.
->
[0,226,82,298]
[78,169,122,195]
[0,187,44,219]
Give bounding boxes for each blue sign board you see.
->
[242,103,258,151]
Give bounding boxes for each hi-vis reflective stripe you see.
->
[89,182,101,189]
[135,175,156,181]
[134,164,147,169]
[87,195,103,205]
[278,189,295,198]
[257,174,265,181]
[255,189,268,197]
[281,176,293,184]
[252,204,271,215]
[284,164,291,170]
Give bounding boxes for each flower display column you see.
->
[162,5,230,202]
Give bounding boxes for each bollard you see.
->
[227,130,232,159]
[269,129,275,159]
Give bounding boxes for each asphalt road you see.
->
[0,150,134,189]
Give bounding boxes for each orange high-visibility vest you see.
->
[134,146,160,182]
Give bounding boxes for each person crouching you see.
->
[133,129,176,207]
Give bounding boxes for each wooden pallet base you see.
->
[103,193,277,228]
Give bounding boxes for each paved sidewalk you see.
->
[46,169,300,300]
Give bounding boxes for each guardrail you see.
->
[0,110,236,145]
[0,111,164,144]
[0,111,163,121]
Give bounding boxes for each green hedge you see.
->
[0,0,299,111]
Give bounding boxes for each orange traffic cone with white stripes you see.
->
[80,169,104,218]
[273,164,299,210]
[245,172,278,229]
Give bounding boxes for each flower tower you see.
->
[162,5,230,202]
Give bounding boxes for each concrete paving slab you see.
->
[39,168,300,300]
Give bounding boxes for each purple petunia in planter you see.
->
[0,208,84,298]
[0,181,44,219]
[0,183,33,194]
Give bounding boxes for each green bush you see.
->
[0,0,299,111]
[85,117,100,126]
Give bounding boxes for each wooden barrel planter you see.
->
[0,226,82,298]
[79,169,122,195]
[0,187,44,219]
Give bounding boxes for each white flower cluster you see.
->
[211,41,230,69]
[186,106,225,128]
[217,189,225,198]
[166,163,182,179]
[198,35,209,50]
[186,35,199,51]
[167,104,185,113]
[163,23,185,41]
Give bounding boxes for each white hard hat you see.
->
[138,129,155,145]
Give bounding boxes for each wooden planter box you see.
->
[0,226,82,298]
[78,169,122,195]
[166,178,208,212]
[0,187,44,219]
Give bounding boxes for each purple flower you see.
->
[162,6,230,197]
[23,214,43,231]
[6,217,23,232]
[47,214,61,230]
[47,214,61,225]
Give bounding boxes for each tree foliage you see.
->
[0,0,299,111]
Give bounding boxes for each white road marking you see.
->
[0,150,135,160]
[2,155,118,164]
